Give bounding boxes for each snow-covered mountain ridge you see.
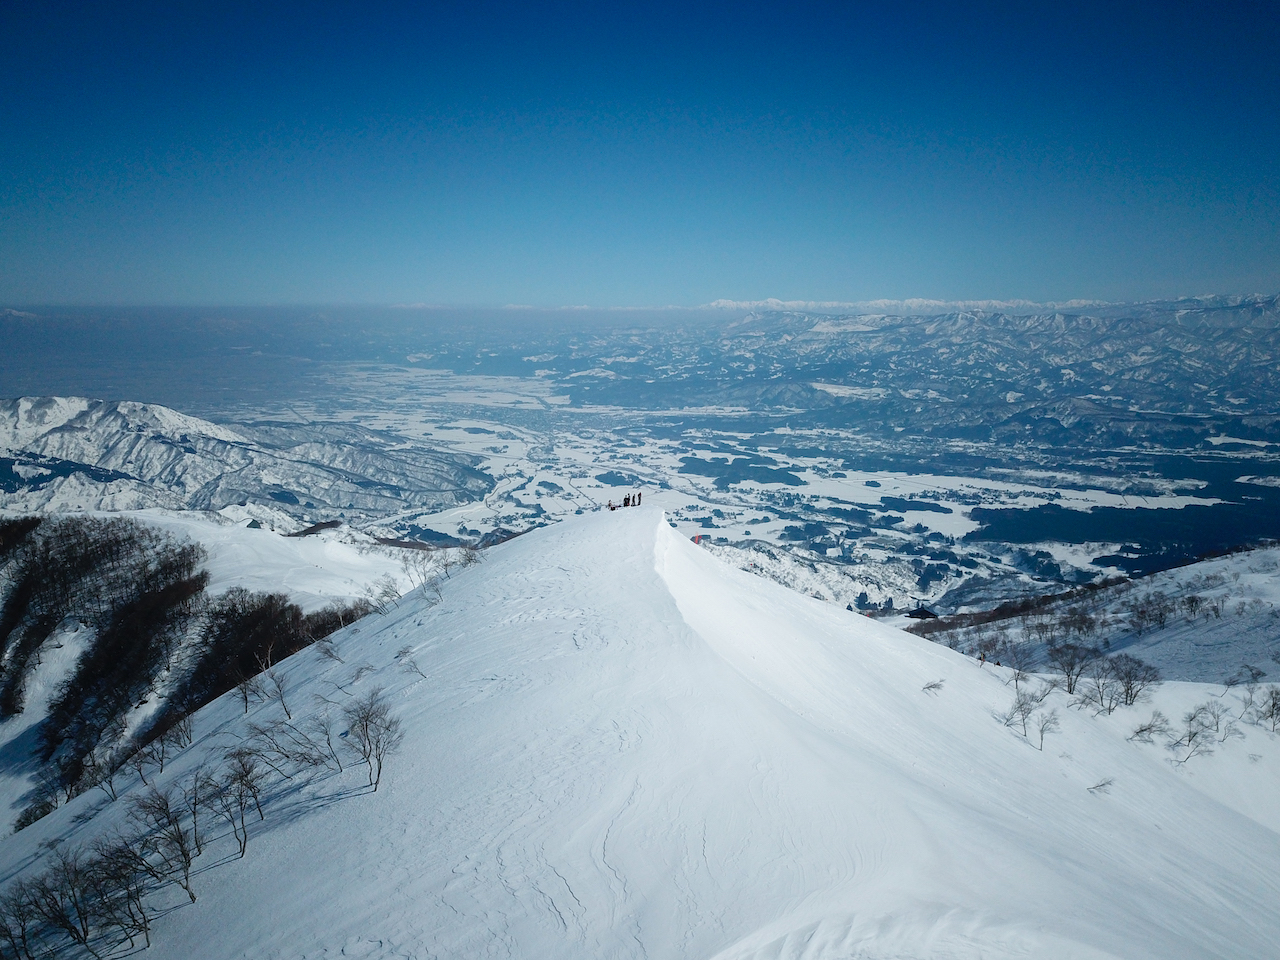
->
[4,509,1277,959]
[0,396,491,523]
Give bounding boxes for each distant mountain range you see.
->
[547,295,1280,443]
[0,396,492,523]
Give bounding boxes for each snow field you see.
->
[0,509,1276,959]
[126,509,414,612]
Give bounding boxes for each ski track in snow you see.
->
[1,509,1278,959]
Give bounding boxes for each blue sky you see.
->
[2,1,1277,306]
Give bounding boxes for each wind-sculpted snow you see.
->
[0,397,492,521]
[4,509,1276,959]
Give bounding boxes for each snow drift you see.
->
[3,508,1278,959]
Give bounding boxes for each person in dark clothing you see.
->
[636,491,642,506]
[624,494,631,507]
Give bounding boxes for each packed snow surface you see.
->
[7,509,1279,959]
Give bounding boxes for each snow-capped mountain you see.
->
[3,509,1276,959]
[0,397,492,523]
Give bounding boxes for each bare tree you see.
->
[1001,641,1037,692]
[1167,704,1220,764]
[1034,709,1060,750]
[1202,699,1241,743]
[1128,604,1150,636]
[400,550,439,590]
[314,638,344,663]
[1149,591,1170,629]
[396,645,429,680]
[183,767,209,857]
[82,752,120,803]
[162,714,194,750]
[1001,678,1058,742]
[438,550,459,580]
[130,788,197,902]
[264,669,292,719]
[1225,663,1266,716]
[1001,690,1037,737]
[90,837,152,949]
[31,848,101,958]
[246,719,332,777]
[1111,654,1160,706]
[235,673,265,714]
[1046,643,1098,695]
[365,574,402,615]
[344,688,405,790]
[0,880,42,960]
[1129,710,1170,743]
[1062,606,1096,638]
[1249,685,1280,732]
[306,710,344,772]
[141,738,168,775]
[32,765,63,812]
[127,744,152,786]
[1078,657,1123,715]
[210,768,255,858]
[203,748,268,859]
[225,748,266,820]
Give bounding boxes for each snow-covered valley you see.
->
[7,295,1280,614]
[1,509,1277,959]
[3,299,1280,959]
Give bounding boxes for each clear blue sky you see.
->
[2,1,1277,306]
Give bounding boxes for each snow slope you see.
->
[4,509,1279,959]
[0,508,420,833]
[1098,547,1280,683]
[0,505,417,618]
[117,508,413,612]
[908,542,1280,685]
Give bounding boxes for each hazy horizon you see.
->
[5,292,1277,314]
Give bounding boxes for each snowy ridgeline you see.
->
[0,509,1276,960]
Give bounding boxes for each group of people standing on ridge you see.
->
[607,491,642,511]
